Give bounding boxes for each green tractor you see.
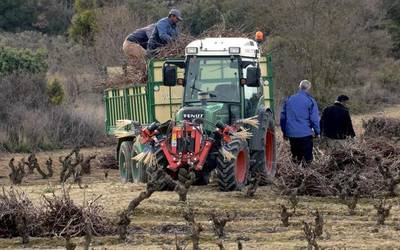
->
[104,35,276,191]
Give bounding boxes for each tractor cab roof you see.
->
[185,37,260,58]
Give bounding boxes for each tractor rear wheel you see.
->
[131,151,147,183]
[118,141,133,183]
[252,111,276,185]
[216,138,250,191]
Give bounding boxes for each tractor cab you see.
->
[163,38,264,130]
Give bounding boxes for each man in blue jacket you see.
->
[148,9,182,52]
[280,80,320,164]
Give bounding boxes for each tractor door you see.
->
[243,54,273,117]
[244,85,262,117]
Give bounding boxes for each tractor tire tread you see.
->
[251,110,277,185]
[119,141,133,183]
[216,138,249,192]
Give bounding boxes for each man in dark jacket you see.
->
[280,80,320,164]
[122,23,155,72]
[320,95,355,140]
[148,9,182,52]
[125,23,156,50]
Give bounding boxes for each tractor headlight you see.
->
[229,47,240,54]
[186,47,198,54]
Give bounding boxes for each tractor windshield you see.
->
[184,57,240,103]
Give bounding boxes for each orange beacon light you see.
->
[255,31,264,43]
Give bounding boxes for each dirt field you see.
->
[1,105,399,250]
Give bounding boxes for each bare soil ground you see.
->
[1,105,399,250]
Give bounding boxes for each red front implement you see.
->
[159,121,214,171]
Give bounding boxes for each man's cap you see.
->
[337,95,349,102]
[169,9,183,21]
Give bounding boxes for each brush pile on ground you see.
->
[276,116,400,197]
[0,187,112,241]
[363,116,400,142]
[0,188,40,241]
[40,189,112,237]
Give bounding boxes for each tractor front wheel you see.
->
[118,141,133,183]
[216,138,250,191]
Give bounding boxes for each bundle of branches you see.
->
[0,187,40,242]
[363,117,400,142]
[155,33,194,58]
[40,189,112,237]
[276,138,400,197]
[98,153,118,169]
[104,64,147,88]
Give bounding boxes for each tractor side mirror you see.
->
[246,67,261,87]
[163,65,177,86]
